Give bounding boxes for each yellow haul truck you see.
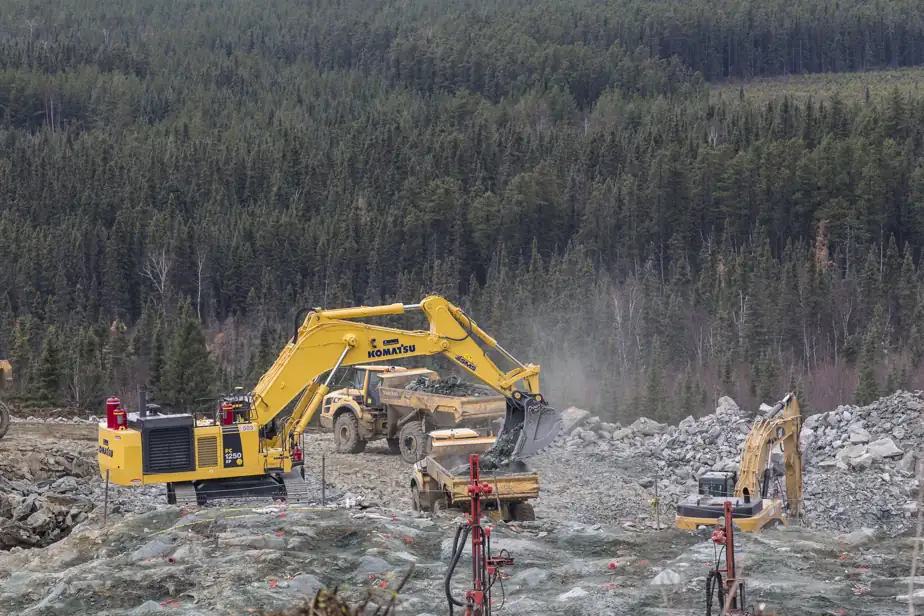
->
[319,366,507,462]
[97,295,563,508]
[410,428,540,522]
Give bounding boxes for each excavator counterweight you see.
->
[96,296,562,507]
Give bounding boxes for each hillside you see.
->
[3,0,924,421]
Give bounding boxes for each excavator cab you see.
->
[698,471,737,498]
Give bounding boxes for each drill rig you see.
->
[675,393,803,532]
[444,453,515,616]
[97,296,563,507]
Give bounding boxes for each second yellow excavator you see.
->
[675,392,803,532]
[96,295,563,507]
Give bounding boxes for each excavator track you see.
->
[172,482,199,509]
[281,468,312,504]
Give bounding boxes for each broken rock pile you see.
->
[797,390,923,534]
[556,396,752,482]
[800,390,922,472]
[0,442,164,550]
[552,391,924,535]
[0,446,98,549]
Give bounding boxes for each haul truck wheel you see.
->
[333,413,366,454]
[411,484,424,511]
[0,401,9,440]
[387,438,401,454]
[398,421,428,463]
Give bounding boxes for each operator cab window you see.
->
[366,371,384,406]
[351,369,366,390]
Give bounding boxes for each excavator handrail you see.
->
[248,295,562,462]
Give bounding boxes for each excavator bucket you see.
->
[482,394,562,468]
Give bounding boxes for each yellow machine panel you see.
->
[98,421,283,485]
[674,499,785,532]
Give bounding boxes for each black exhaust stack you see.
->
[139,385,147,418]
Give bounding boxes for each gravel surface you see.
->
[2,392,923,615]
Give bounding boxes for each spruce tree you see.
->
[71,329,105,409]
[104,320,131,395]
[147,325,165,401]
[757,351,778,403]
[36,326,62,405]
[885,368,897,395]
[679,370,695,413]
[248,323,277,385]
[161,300,214,410]
[10,317,33,394]
[854,329,881,406]
[645,337,667,421]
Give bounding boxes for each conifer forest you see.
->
[4,0,924,422]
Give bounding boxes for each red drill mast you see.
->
[706,500,747,615]
[445,453,514,616]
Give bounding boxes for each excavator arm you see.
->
[249,295,562,462]
[734,393,803,521]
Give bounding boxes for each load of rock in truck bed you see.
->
[403,375,494,397]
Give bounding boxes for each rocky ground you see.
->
[1,392,923,615]
[550,392,924,537]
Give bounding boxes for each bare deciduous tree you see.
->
[196,248,207,321]
[143,249,172,314]
[23,18,38,38]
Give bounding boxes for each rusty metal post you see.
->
[103,469,110,525]
[321,454,326,506]
[655,477,660,530]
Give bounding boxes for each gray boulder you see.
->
[849,453,874,471]
[561,407,591,435]
[630,417,666,436]
[867,438,904,461]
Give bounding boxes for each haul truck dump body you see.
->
[410,428,540,522]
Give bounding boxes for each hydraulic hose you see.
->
[705,570,724,616]
[445,524,472,614]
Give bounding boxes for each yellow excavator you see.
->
[96,295,563,507]
[675,392,803,532]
